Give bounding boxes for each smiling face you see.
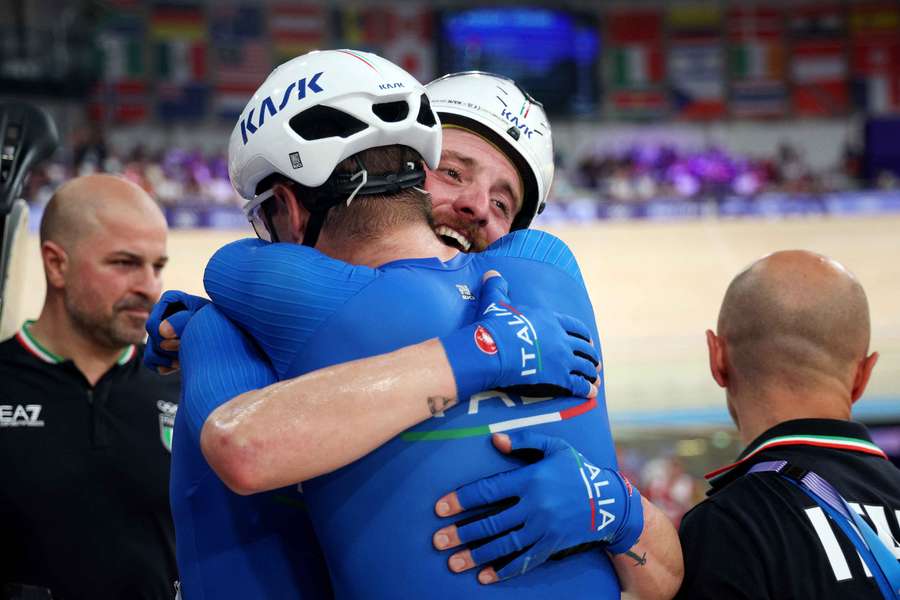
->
[425,127,524,252]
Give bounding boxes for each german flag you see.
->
[151,2,206,41]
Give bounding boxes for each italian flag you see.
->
[612,45,662,87]
[156,40,206,83]
[97,34,144,81]
[402,397,597,442]
[731,42,783,80]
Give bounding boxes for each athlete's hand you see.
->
[432,431,644,584]
[439,271,600,403]
[144,290,209,375]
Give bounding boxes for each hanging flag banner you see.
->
[787,3,846,38]
[150,2,205,41]
[151,2,208,120]
[88,7,148,123]
[668,4,722,38]
[332,6,435,83]
[849,3,900,114]
[155,38,206,84]
[669,40,726,118]
[210,4,264,43]
[210,5,270,121]
[606,9,666,118]
[89,80,149,124]
[668,5,725,119]
[213,41,270,120]
[337,6,390,47]
[791,40,849,116]
[382,7,435,84]
[270,4,327,62]
[727,6,787,117]
[789,5,849,116]
[157,82,209,121]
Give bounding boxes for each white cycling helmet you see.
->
[228,49,442,243]
[426,71,554,230]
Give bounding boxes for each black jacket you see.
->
[677,418,900,600]
[0,325,180,600]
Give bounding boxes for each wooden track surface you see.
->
[15,215,900,415]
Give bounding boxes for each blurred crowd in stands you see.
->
[23,128,242,210]
[22,127,899,210]
[570,142,878,203]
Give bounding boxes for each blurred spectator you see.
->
[641,456,698,529]
[71,125,108,172]
[20,131,879,212]
[573,140,858,203]
[22,134,243,211]
[616,444,708,528]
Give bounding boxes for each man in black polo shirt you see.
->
[0,174,179,599]
[676,250,897,599]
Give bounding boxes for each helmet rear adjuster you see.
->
[298,156,426,247]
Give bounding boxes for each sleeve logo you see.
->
[474,325,498,355]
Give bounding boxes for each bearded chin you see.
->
[460,232,490,253]
[66,297,144,349]
[469,237,490,253]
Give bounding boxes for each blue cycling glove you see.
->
[144,290,210,373]
[439,273,599,402]
[451,431,643,580]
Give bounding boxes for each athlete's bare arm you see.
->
[200,337,461,493]
[616,498,684,600]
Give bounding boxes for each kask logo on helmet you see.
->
[499,108,543,140]
[240,72,325,145]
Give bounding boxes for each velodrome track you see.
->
[16,214,900,428]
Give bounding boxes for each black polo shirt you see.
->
[0,322,180,600]
[677,418,900,600]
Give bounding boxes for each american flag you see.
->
[214,42,271,120]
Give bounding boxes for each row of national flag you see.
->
[90,2,900,123]
[607,3,900,120]
[90,2,434,123]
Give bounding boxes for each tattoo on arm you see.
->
[427,396,456,416]
[624,550,647,567]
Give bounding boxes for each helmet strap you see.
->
[299,155,367,247]
[260,200,281,243]
[346,165,368,207]
[298,155,426,247]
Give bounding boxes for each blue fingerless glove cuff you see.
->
[439,322,502,403]
[143,340,171,372]
[605,473,644,555]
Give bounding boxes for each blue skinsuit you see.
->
[174,230,621,599]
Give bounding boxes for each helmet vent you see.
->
[416,94,437,127]
[290,105,368,140]
[372,100,409,123]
